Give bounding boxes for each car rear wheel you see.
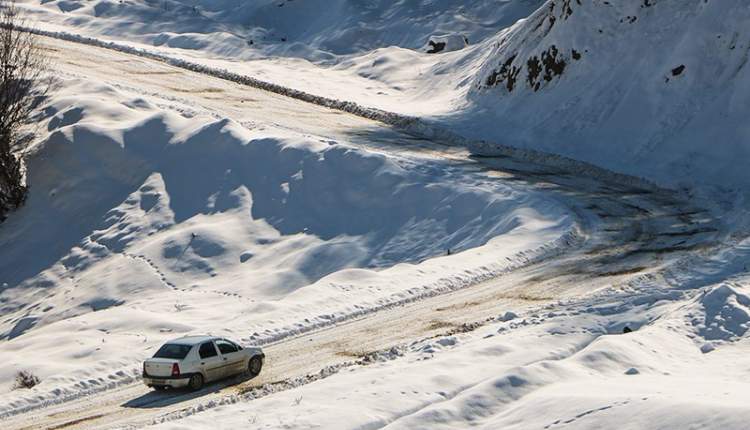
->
[248,356,263,377]
[189,373,204,391]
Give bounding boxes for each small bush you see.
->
[13,370,40,390]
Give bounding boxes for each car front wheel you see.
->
[248,356,263,377]
[188,373,204,391]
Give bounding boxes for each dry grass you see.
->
[12,370,39,390]
[425,319,459,330]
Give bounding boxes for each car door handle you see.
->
[201,362,205,365]
[223,357,227,361]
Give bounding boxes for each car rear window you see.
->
[153,343,192,359]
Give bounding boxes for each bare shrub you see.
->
[13,370,40,389]
[0,0,48,220]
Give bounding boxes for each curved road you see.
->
[1,36,724,429]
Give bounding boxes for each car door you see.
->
[215,339,245,376]
[198,341,224,381]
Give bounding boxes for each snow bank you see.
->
[0,76,574,411]
[686,283,750,342]
[148,273,750,430]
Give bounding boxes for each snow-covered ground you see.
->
[151,275,750,430]
[1,1,749,429]
[0,36,577,417]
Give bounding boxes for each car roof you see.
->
[167,335,220,346]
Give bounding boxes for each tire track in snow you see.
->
[44,310,552,429]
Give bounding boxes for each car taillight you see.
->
[171,362,180,378]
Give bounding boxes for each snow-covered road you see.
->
[4,170,717,430]
[0,36,733,429]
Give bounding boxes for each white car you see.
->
[143,335,264,391]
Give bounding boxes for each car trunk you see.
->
[144,358,178,378]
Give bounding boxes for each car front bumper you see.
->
[143,375,191,388]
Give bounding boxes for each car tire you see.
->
[188,373,204,391]
[248,356,263,377]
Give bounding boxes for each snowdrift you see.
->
[687,283,750,343]
[0,77,572,393]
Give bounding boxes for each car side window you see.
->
[199,342,218,359]
[216,339,238,355]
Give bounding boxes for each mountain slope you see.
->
[457,0,750,189]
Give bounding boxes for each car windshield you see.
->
[153,343,192,359]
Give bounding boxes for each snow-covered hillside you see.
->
[462,0,750,190]
[1,1,750,429]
